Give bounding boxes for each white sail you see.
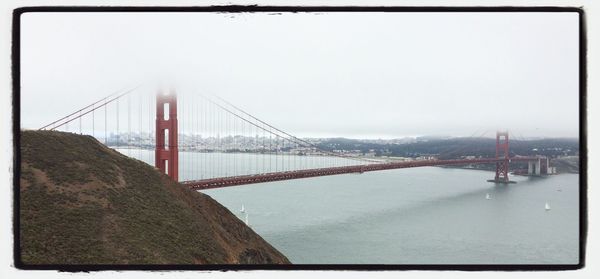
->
[486,193,491,200]
[240,204,245,213]
[545,202,551,211]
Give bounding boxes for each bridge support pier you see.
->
[155,90,178,182]
[540,157,549,175]
[527,157,549,176]
[528,158,541,176]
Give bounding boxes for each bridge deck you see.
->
[182,156,542,190]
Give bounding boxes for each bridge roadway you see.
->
[182,156,541,190]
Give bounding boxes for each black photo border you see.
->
[11,5,587,272]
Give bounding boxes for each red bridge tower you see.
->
[494,131,510,183]
[155,90,178,181]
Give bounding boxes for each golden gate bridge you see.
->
[38,86,552,190]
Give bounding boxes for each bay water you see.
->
[118,149,580,264]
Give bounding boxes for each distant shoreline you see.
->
[109,146,580,174]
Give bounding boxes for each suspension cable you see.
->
[44,85,141,131]
[39,85,140,130]
[203,94,374,164]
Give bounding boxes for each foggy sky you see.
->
[20,12,580,139]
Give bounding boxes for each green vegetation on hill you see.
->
[19,130,290,265]
[318,137,579,159]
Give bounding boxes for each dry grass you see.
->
[19,130,290,265]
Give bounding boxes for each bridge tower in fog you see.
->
[494,131,510,183]
[155,90,179,182]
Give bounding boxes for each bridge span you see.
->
[182,156,546,190]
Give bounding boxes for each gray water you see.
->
[118,149,580,264]
[116,148,362,180]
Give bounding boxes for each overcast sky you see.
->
[20,12,579,139]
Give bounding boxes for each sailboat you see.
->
[240,204,245,213]
[486,193,491,200]
[545,202,551,211]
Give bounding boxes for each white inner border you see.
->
[1,1,597,279]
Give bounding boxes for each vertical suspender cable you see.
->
[262,124,265,173]
[255,124,258,174]
[212,100,215,178]
[275,130,278,172]
[196,94,200,180]
[148,92,151,164]
[104,97,107,145]
[116,98,119,149]
[233,104,236,176]
[79,110,82,135]
[199,94,201,179]
[92,103,95,139]
[203,97,206,179]
[269,128,272,172]
[209,99,212,178]
[127,93,131,156]
[247,120,250,174]
[180,92,183,179]
[207,97,209,178]
[139,90,142,160]
[194,93,197,180]
[218,105,221,176]
[221,106,224,176]
[192,93,195,180]
[226,106,230,176]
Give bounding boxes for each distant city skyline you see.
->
[20,12,580,139]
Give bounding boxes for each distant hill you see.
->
[19,130,290,265]
[317,137,579,159]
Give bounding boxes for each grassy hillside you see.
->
[19,130,290,265]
